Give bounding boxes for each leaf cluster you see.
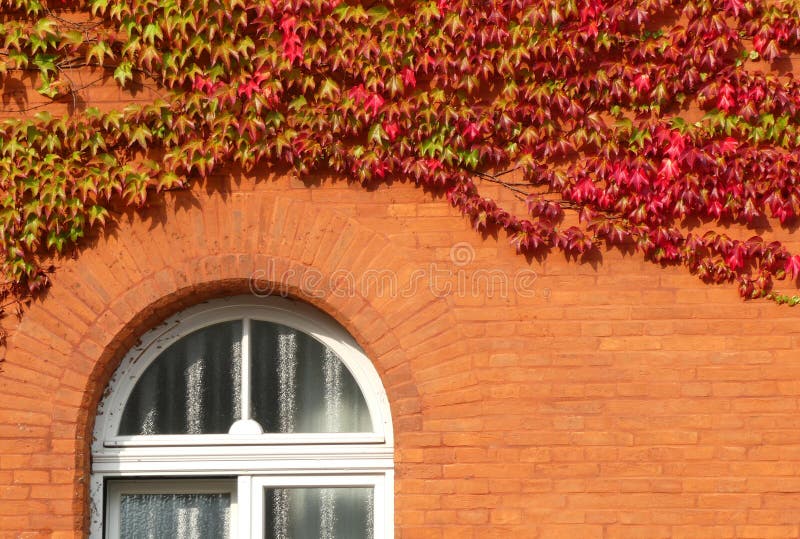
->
[0,0,799,304]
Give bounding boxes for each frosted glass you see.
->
[264,487,373,539]
[119,492,231,538]
[119,321,242,435]
[250,321,372,432]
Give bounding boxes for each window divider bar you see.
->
[241,318,251,421]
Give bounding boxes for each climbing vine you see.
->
[1,0,800,309]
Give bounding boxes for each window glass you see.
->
[249,321,372,433]
[264,487,374,539]
[119,492,232,538]
[118,320,242,435]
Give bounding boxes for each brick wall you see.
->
[1,170,800,538]
[2,10,800,537]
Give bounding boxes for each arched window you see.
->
[90,296,394,538]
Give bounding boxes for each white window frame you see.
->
[90,296,394,538]
[246,474,387,539]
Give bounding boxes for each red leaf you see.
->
[237,78,259,100]
[785,255,800,279]
[719,137,738,153]
[383,121,400,141]
[279,15,296,34]
[192,74,208,92]
[348,84,369,104]
[571,179,597,202]
[726,243,746,271]
[717,83,735,111]
[632,73,651,93]
[462,122,480,141]
[401,68,416,89]
[280,15,303,64]
[762,40,781,62]
[658,158,680,181]
[628,168,649,191]
[724,0,745,15]
[665,131,685,160]
[364,93,385,115]
[425,158,442,171]
[708,200,724,219]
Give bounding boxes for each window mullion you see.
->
[241,317,251,421]
[229,318,261,434]
[237,475,252,538]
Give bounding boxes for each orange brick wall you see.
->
[2,19,800,536]
[1,169,800,538]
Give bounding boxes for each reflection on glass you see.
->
[119,492,231,538]
[264,487,373,539]
[250,321,372,433]
[119,321,242,435]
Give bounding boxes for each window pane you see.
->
[119,321,242,435]
[250,321,372,433]
[264,487,373,539]
[119,492,231,539]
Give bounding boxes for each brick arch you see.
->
[4,189,461,535]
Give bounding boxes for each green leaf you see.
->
[367,123,386,145]
[128,125,152,149]
[368,4,390,22]
[89,0,110,15]
[87,205,109,226]
[86,41,114,66]
[8,50,28,69]
[318,78,340,101]
[61,30,84,48]
[157,171,182,190]
[32,18,56,39]
[36,73,59,99]
[289,95,307,111]
[33,53,57,77]
[142,23,163,44]
[113,61,133,87]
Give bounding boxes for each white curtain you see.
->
[119,321,242,435]
[120,320,370,436]
[119,493,231,539]
[116,320,375,538]
[266,487,374,539]
[249,321,372,433]
[117,488,372,538]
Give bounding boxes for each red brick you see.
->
[736,525,800,538]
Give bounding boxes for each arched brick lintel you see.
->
[75,271,427,444]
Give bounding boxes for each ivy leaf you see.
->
[128,125,152,149]
[113,61,133,87]
[61,30,85,49]
[158,171,183,190]
[89,0,109,15]
[142,23,163,44]
[786,255,800,280]
[318,78,340,101]
[367,5,390,22]
[86,41,114,66]
[364,93,385,116]
[289,95,307,111]
[33,54,57,77]
[87,205,109,226]
[36,73,60,98]
[367,123,387,145]
[8,50,28,69]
